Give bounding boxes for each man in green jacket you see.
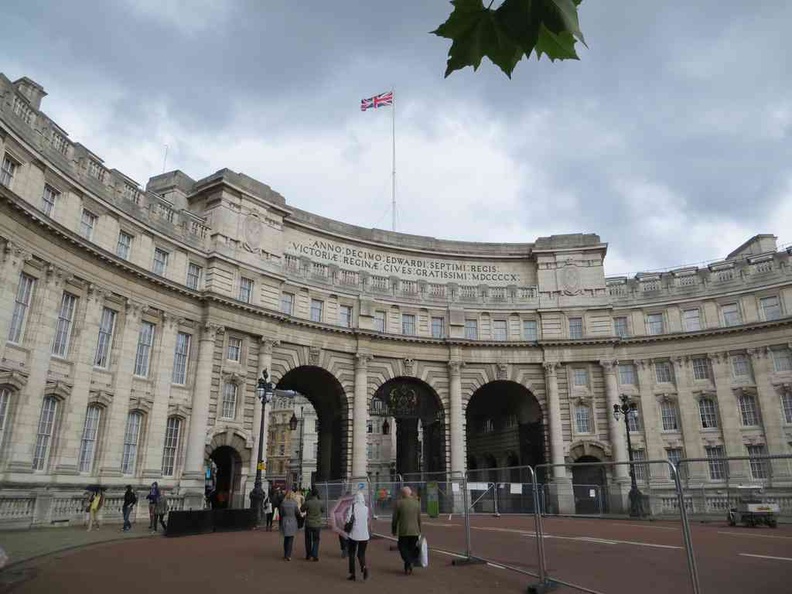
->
[391,487,422,574]
[301,486,324,561]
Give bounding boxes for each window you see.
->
[153,248,169,276]
[374,311,386,332]
[32,396,58,470]
[52,292,77,357]
[133,321,156,377]
[367,421,373,434]
[186,263,202,290]
[121,412,142,474]
[568,317,583,339]
[0,388,10,450]
[731,354,751,379]
[760,296,782,321]
[655,361,673,383]
[78,406,102,473]
[465,319,478,340]
[161,417,182,476]
[280,292,294,315]
[172,332,191,385]
[93,307,117,368]
[722,303,742,327]
[221,382,238,419]
[116,231,132,260]
[8,273,35,344]
[339,305,353,328]
[431,317,445,339]
[227,337,242,362]
[41,185,59,216]
[1,155,18,188]
[618,364,636,386]
[772,348,792,372]
[738,393,759,426]
[573,368,589,387]
[627,408,641,432]
[239,277,254,303]
[646,313,664,335]
[698,398,719,429]
[682,309,701,332]
[632,449,647,481]
[493,320,507,341]
[781,392,792,424]
[692,358,711,381]
[660,401,679,431]
[666,448,683,479]
[310,299,323,322]
[747,445,768,480]
[705,446,727,480]
[575,406,591,433]
[80,209,97,240]
[523,319,538,341]
[614,317,629,338]
[402,313,416,336]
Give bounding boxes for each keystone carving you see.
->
[308,347,321,366]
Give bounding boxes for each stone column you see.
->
[141,312,181,478]
[633,360,666,482]
[351,353,370,478]
[543,361,574,513]
[0,241,32,362]
[749,348,790,481]
[52,284,108,475]
[600,360,629,480]
[100,300,149,475]
[710,352,749,481]
[183,323,223,480]
[7,265,71,473]
[249,338,278,481]
[448,360,465,475]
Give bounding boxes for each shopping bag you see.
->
[415,536,429,568]
[273,507,280,522]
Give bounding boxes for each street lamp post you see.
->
[613,394,645,517]
[289,406,305,489]
[250,369,275,525]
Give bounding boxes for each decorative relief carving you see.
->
[355,353,371,371]
[44,379,72,399]
[129,392,154,413]
[692,389,717,401]
[125,299,149,319]
[560,259,582,296]
[496,361,509,380]
[87,283,108,304]
[448,360,465,375]
[242,211,265,254]
[88,389,113,408]
[44,265,72,289]
[308,347,321,366]
[707,352,726,365]
[671,356,688,369]
[655,393,677,404]
[222,371,245,385]
[260,338,279,355]
[633,359,648,370]
[162,312,185,330]
[2,241,32,269]
[402,358,416,376]
[0,370,28,390]
[543,361,559,376]
[202,323,225,342]
[599,360,617,373]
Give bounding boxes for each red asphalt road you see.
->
[3,517,791,594]
[384,515,792,594]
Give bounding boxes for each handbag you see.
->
[343,503,355,533]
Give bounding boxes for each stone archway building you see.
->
[1,74,792,520]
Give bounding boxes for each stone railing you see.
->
[0,495,35,523]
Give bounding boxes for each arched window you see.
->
[739,394,759,427]
[161,416,182,476]
[121,411,143,475]
[0,387,10,454]
[221,382,238,419]
[33,396,59,471]
[699,398,718,429]
[78,405,102,473]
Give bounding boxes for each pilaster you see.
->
[352,352,371,478]
[600,360,628,480]
[448,360,465,475]
[542,361,567,480]
[709,352,749,481]
[750,348,791,482]
[249,338,278,479]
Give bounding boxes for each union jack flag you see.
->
[361,91,393,111]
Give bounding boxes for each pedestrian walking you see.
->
[301,486,324,561]
[122,485,137,531]
[339,490,351,559]
[86,489,104,532]
[264,491,274,531]
[391,486,422,575]
[154,492,169,533]
[279,490,301,561]
[146,482,161,532]
[345,492,370,581]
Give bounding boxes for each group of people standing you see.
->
[264,484,423,581]
[83,482,168,534]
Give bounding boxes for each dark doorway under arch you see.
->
[209,445,242,509]
[466,380,546,482]
[371,377,445,479]
[276,366,348,481]
[571,455,608,514]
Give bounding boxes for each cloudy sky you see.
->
[2,1,791,275]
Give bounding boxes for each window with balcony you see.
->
[310,299,323,322]
[655,361,673,384]
[78,405,102,473]
[465,319,478,340]
[161,417,182,476]
[493,320,507,341]
[280,292,294,315]
[747,445,768,480]
[692,357,711,381]
[431,317,445,338]
[568,317,583,339]
[121,411,142,475]
[705,446,727,480]
[339,305,353,328]
[402,314,416,336]
[660,401,679,431]
[523,319,538,341]
[698,398,718,429]
[574,406,592,433]
[374,310,386,332]
[227,337,242,362]
[738,393,759,426]
[32,396,58,471]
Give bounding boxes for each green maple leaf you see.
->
[432,0,586,77]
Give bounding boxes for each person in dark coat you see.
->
[122,485,137,531]
[279,490,301,561]
[391,487,422,575]
[145,482,161,531]
[301,486,324,561]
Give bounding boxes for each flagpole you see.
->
[391,87,396,232]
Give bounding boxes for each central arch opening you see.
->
[209,445,242,509]
[371,377,445,480]
[273,366,348,482]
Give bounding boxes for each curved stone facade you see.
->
[1,74,791,519]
